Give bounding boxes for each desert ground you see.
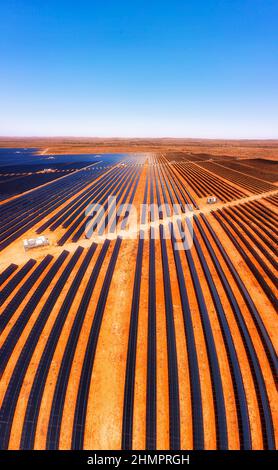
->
[1,136,278,158]
[0,139,277,450]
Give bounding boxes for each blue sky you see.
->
[0,0,277,138]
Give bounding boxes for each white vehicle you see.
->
[39,168,54,173]
[23,236,50,251]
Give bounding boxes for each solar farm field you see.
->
[0,148,277,450]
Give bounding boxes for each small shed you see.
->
[207,196,217,204]
[23,236,49,251]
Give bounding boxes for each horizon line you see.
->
[0,135,278,142]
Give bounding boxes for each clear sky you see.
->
[0,0,277,138]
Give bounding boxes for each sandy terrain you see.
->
[0,137,278,159]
